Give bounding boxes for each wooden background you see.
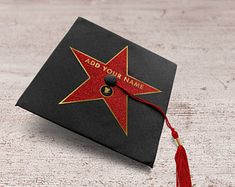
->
[0,0,234,186]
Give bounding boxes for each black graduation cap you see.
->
[16,17,191,186]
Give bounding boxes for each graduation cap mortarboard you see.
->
[16,17,191,186]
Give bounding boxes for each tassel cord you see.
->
[116,82,192,187]
[116,83,177,138]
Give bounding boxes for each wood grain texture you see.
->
[0,0,234,186]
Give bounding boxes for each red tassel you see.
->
[115,82,192,187]
[175,145,192,187]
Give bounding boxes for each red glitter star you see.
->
[59,46,161,135]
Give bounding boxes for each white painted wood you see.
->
[0,0,234,186]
